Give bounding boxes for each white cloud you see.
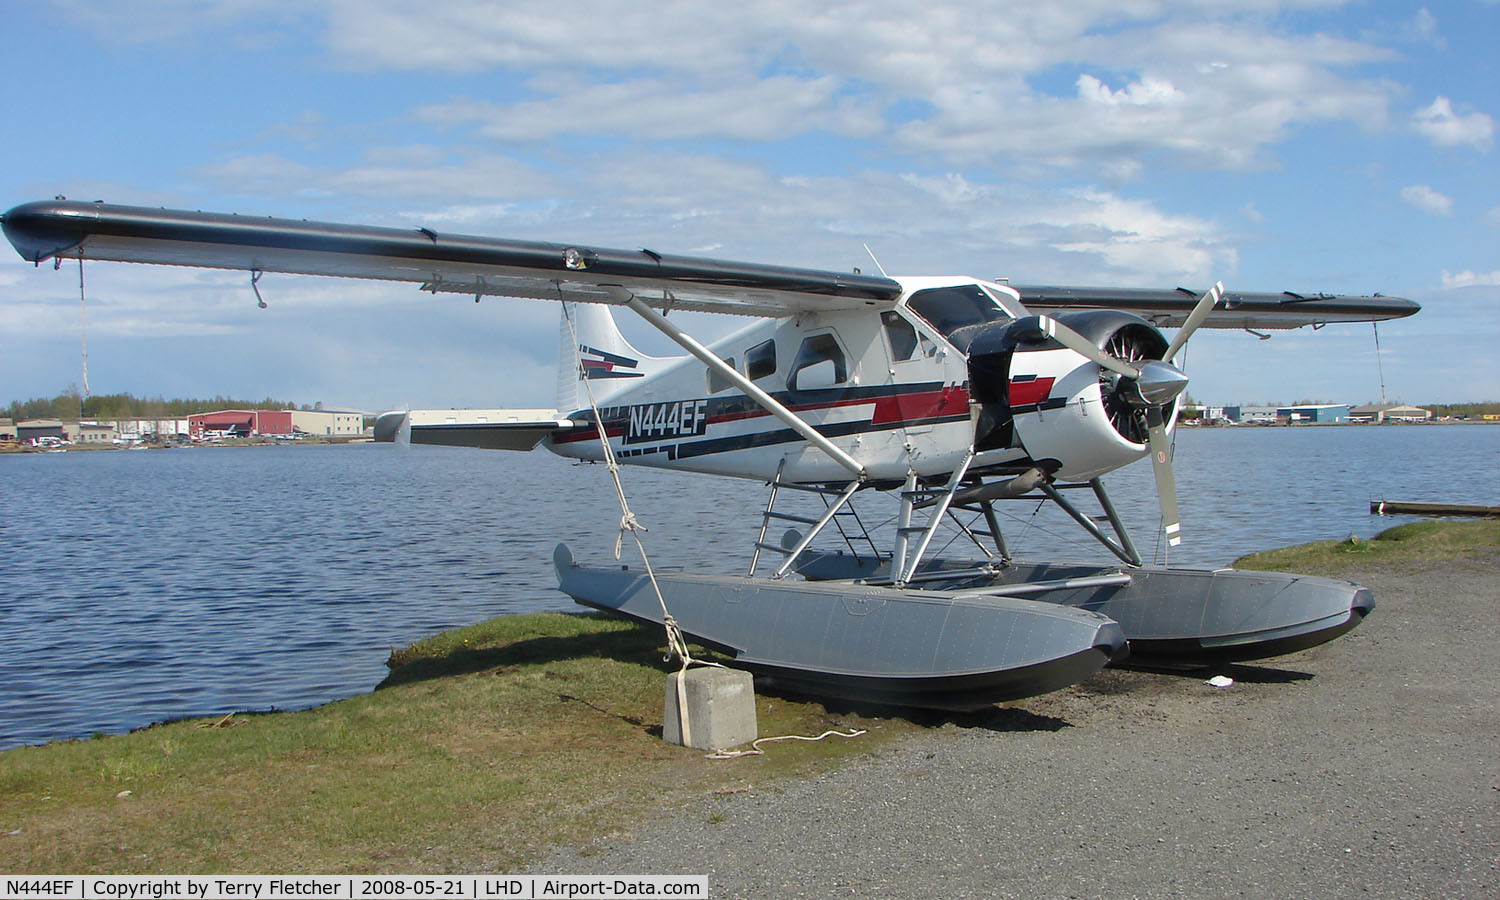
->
[41,1,1407,177]
[1442,269,1500,287]
[1076,74,1186,107]
[1399,184,1452,216]
[417,76,883,143]
[1488,206,1500,227]
[61,0,1383,177]
[1410,8,1443,48]
[192,151,555,210]
[893,19,1391,172]
[1412,96,1495,151]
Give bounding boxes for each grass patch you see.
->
[1234,519,1500,573]
[0,612,914,874]
[10,522,1492,873]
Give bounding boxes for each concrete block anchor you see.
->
[663,667,758,751]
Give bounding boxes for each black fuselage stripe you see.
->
[581,381,950,427]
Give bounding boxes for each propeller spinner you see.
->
[1033,283,1223,547]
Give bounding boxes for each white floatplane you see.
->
[2,200,1419,708]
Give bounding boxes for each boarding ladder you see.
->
[891,449,983,586]
[749,462,882,578]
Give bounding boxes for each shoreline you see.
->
[2,521,1496,887]
[0,436,373,454]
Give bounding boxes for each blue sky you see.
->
[2,0,1496,412]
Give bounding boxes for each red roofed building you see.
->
[188,409,293,439]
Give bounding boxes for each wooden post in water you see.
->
[1371,500,1500,518]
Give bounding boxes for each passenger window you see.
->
[706,357,737,394]
[787,333,847,394]
[881,312,918,362]
[746,340,776,381]
[907,285,1010,339]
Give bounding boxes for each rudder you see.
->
[556,302,672,412]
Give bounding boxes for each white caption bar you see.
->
[1,876,709,900]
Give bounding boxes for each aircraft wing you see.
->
[1013,284,1418,329]
[4,200,1418,326]
[1,200,902,317]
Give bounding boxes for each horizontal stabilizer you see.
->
[374,408,585,451]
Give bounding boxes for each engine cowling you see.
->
[963,310,1176,480]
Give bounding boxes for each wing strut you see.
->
[610,287,868,480]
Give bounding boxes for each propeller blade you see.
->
[1145,407,1182,547]
[1163,281,1224,362]
[1037,315,1140,378]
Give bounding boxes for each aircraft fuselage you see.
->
[545,276,1165,486]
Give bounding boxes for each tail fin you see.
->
[556,302,673,412]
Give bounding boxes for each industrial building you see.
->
[1237,406,1280,424]
[107,418,193,439]
[65,422,116,444]
[290,409,364,437]
[1349,404,1432,423]
[188,410,293,439]
[1276,404,1350,423]
[4,409,365,446]
[15,419,69,444]
[187,408,365,440]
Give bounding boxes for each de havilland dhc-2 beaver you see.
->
[3,199,1420,709]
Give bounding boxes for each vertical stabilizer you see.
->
[556,302,672,412]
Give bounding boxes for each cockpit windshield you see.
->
[906,285,1013,340]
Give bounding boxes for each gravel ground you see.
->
[525,556,1499,899]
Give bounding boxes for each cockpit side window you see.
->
[745,340,777,381]
[907,285,1011,339]
[786,333,847,396]
[881,311,918,361]
[706,357,738,394]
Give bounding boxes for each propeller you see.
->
[1034,282,1223,548]
[1163,281,1223,362]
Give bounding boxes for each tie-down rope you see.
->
[706,727,868,759]
[559,301,866,759]
[561,303,718,748]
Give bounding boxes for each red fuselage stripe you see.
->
[551,377,1054,445]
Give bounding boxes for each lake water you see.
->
[2,425,1496,749]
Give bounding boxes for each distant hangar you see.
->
[188,409,363,439]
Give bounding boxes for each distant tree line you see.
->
[3,389,320,421]
[1426,401,1500,419]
